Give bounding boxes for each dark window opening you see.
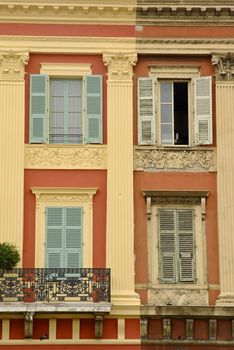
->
[174,82,188,145]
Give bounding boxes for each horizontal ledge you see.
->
[142,190,209,198]
[142,339,234,346]
[141,305,234,317]
[0,302,111,314]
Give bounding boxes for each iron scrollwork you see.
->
[0,268,111,303]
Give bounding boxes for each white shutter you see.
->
[138,77,155,145]
[177,209,195,282]
[194,76,212,145]
[159,209,176,283]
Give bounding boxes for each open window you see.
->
[138,70,212,146]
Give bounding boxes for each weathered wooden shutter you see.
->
[85,75,103,144]
[178,209,195,282]
[194,76,212,145]
[159,209,176,283]
[30,74,48,143]
[65,207,83,268]
[45,207,63,268]
[138,78,155,145]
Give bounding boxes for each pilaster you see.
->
[212,53,234,305]
[0,51,29,263]
[103,53,140,308]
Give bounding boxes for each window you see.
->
[143,190,208,288]
[158,208,195,283]
[138,75,212,146]
[46,207,83,269]
[30,74,102,144]
[31,188,96,268]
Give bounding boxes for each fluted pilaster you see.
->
[212,53,234,305]
[103,53,139,307]
[0,51,29,264]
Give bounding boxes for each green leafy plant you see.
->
[0,242,20,271]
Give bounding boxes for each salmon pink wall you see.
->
[134,171,219,304]
[136,26,234,38]
[0,23,135,37]
[133,56,216,145]
[25,54,107,144]
[23,170,107,268]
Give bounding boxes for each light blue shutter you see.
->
[194,76,212,145]
[178,209,195,282]
[159,209,176,283]
[30,74,48,143]
[65,208,83,268]
[45,207,63,268]
[138,78,155,145]
[85,75,103,144]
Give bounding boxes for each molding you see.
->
[0,340,141,346]
[142,190,209,206]
[212,52,234,81]
[149,65,200,78]
[24,145,107,169]
[0,51,29,81]
[103,53,137,81]
[31,187,97,203]
[0,36,136,54]
[141,305,234,317]
[0,2,137,25]
[135,147,216,172]
[40,63,92,76]
[0,2,233,25]
[148,288,209,306]
[1,37,234,56]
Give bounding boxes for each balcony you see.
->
[0,268,111,313]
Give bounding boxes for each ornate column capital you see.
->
[103,52,137,81]
[212,52,234,81]
[0,51,29,81]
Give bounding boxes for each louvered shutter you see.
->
[194,76,212,145]
[30,74,48,143]
[159,209,176,283]
[45,207,63,268]
[65,207,83,268]
[178,209,195,282]
[85,75,103,144]
[138,78,155,145]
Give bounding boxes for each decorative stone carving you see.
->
[135,147,216,171]
[25,145,107,169]
[148,288,208,306]
[212,53,234,81]
[103,53,137,81]
[152,196,201,205]
[0,51,29,80]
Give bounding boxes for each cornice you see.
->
[0,1,233,24]
[0,2,136,24]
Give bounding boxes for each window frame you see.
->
[157,78,191,146]
[143,190,208,289]
[138,65,212,147]
[31,187,97,268]
[29,63,103,145]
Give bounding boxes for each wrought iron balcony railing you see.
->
[0,268,111,303]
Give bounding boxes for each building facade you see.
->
[0,0,234,349]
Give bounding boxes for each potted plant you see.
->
[0,242,20,272]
